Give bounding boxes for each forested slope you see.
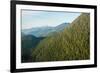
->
[32,13,90,62]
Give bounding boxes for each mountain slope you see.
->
[55,23,69,31]
[32,13,90,62]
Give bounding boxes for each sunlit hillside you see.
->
[32,13,90,62]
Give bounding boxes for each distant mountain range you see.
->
[22,23,70,37]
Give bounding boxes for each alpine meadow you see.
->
[21,11,90,62]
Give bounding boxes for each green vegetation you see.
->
[32,13,90,62]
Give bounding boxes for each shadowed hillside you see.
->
[21,34,44,62]
[32,13,90,62]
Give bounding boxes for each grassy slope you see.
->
[32,13,90,62]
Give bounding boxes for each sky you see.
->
[21,10,81,29]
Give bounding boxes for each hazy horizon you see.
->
[22,10,81,30]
